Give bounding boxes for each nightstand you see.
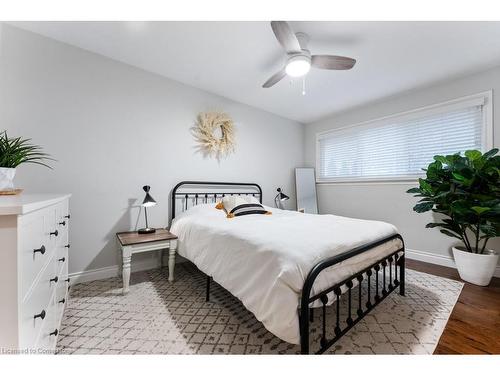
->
[116,229,178,294]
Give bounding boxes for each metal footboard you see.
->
[299,233,405,354]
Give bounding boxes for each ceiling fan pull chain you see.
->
[302,77,306,96]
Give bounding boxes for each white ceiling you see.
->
[10,21,500,123]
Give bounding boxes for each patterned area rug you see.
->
[56,263,463,354]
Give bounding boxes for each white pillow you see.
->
[220,195,248,213]
[241,195,261,205]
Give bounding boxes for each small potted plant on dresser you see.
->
[407,149,499,286]
[0,131,53,194]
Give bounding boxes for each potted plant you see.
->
[0,131,53,192]
[407,148,499,286]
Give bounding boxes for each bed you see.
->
[170,181,405,354]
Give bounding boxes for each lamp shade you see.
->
[141,185,157,207]
[276,188,289,201]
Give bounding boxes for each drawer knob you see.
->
[64,214,71,219]
[65,278,71,283]
[50,229,59,237]
[59,220,66,226]
[50,276,59,283]
[34,310,46,320]
[58,257,66,262]
[33,245,46,255]
[58,298,65,304]
[49,329,58,337]
[64,244,70,249]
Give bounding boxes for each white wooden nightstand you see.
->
[116,229,178,294]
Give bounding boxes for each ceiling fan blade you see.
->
[311,55,356,70]
[270,21,302,54]
[262,69,286,88]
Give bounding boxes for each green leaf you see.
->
[425,223,442,228]
[406,187,421,194]
[465,150,482,161]
[446,154,461,165]
[433,155,448,164]
[439,229,462,239]
[452,172,465,181]
[451,201,472,216]
[426,162,442,179]
[483,148,498,159]
[414,202,434,213]
[479,224,497,237]
[419,178,433,194]
[0,130,54,169]
[470,206,491,215]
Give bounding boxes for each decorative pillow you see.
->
[227,203,272,218]
[215,195,263,215]
[241,195,261,205]
[215,195,247,212]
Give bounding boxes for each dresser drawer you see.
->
[56,247,69,279]
[56,247,69,305]
[55,201,70,256]
[19,255,58,349]
[55,199,69,228]
[55,276,68,324]
[35,300,58,354]
[19,210,55,301]
[44,205,59,251]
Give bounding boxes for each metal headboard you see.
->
[171,181,263,220]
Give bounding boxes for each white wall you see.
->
[0,25,305,275]
[305,66,500,260]
[2,22,498,278]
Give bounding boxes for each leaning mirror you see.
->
[295,167,318,214]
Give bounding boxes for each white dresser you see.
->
[0,194,71,354]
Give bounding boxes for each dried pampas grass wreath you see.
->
[193,111,235,159]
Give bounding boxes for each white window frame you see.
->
[315,90,493,184]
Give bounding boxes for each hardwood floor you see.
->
[406,259,500,354]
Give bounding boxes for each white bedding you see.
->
[170,203,401,345]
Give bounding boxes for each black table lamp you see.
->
[274,187,289,209]
[139,185,157,234]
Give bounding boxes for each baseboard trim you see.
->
[406,248,500,278]
[70,249,499,285]
[69,255,187,285]
[69,264,118,285]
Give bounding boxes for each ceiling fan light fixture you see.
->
[285,55,311,77]
[263,21,356,88]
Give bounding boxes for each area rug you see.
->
[56,263,463,354]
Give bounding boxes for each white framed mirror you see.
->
[295,167,318,214]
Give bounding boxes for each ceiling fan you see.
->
[262,21,357,88]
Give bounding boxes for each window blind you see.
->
[317,98,485,182]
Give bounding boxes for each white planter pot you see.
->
[0,167,16,190]
[452,247,499,286]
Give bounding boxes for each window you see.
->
[316,92,492,183]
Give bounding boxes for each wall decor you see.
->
[193,111,235,159]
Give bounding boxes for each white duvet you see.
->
[170,204,401,345]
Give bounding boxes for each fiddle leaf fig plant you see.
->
[0,131,53,168]
[407,148,500,254]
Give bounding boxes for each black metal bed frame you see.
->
[171,181,405,354]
